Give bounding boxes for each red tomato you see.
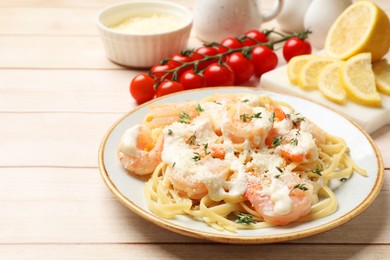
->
[250,46,278,77]
[129,74,156,104]
[156,80,184,97]
[214,44,229,54]
[190,46,219,70]
[203,63,235,86]
[283,37,312,62]
[242,30,269,46]
[167,54,193,78]
[226,52,254,84]
[179,70,205,90]
[150,64,174,80]
[220,37,242,49]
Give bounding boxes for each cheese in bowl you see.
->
[96,1,193,68]
[110,13,185,34]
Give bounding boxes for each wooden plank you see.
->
[0,36,120,69]
[0,35,203,69]
[0,70,137,113]
[0,168,388,244]
[0,244,389,260]
[0,7,99,36]
[0,0,193,9]
[0,113,120,167]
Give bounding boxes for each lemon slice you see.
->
[298,57,338,89]
[325,1,390,62]
[372,59,390,95]
[287,55,317,85]
[340,53,381,107]
[318,62,347,104]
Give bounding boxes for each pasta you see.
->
[117,93,366,232]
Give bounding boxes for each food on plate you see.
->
[324,1,390,62]
[372,59,390,95]
[340,53,381,107]
[117,93,366,232]
[318,62,347,105]
[129,29,312,104]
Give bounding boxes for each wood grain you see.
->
[0,0,389,258]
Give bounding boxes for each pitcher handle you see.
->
[261,0,284,22]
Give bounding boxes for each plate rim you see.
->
[98,86,384,244]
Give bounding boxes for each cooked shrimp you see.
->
[118,124,163,175]
[245,172,313,225]
[222,103,273,147]
[168,158,230,200]
[277,129,320,164]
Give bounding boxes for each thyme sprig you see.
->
[239,112,262,122]
[235,212,256,225]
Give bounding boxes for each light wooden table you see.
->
[0,0,389,259]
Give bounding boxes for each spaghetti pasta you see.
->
[117,93,366,232]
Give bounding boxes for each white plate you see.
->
[98,87,384,244]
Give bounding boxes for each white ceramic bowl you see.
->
[97,1,193,68]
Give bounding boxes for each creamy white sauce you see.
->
[260,178,293,215]
[119,124,142,156]
[110,13,185,34]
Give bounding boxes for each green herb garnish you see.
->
[187,133,196,145]
[312,168,323,176]
[235,212,256,225]
[292,183,308,192]
[196,103,204,112]
[203,143,210,155]
[179,111,191,124]
[239,112,262,122]
[192,152,201,162]
[272,136,284,147]
[290,138,298,146]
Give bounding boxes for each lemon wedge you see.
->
[325,1,390,62]
[318,62,347,104]
[372,59,390,95]
[298,57,338,89]
[340,53,381,107]
[287,55,317,85]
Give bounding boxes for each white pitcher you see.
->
[276,0,313,33]
[193,0,284,42]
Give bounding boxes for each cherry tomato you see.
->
[167,54,193,78]
[203,63,235,86]
[129,74,155,104]
[150,64,174,80]
[226,52,254,84]
[190,46,219,70]
[283,37,312,62]
[214,44,229,54]
[220,37,242,49]
[179,70,205,90]
[242,30,269,46]
[250,46,278,77]
[156,80,184,97]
